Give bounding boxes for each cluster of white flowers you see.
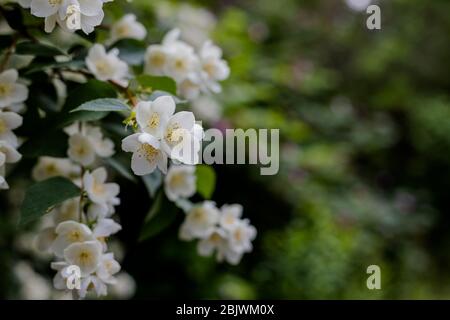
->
[34,162,122,298]
[18,0,113,34]
[144,29,230,101]
[121,95,203,175]
[180,202,256,265]
[85,44,130,87]
[66,122,115,167]
[0,69,28,189]
[109,13,147,43]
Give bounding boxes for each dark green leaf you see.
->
[196,165,216,199]
[139,192,178,241]
[71,98,130,113]
[19,177,80,226]
[16,41,66,57]
[133,75,177,95]
[112,39,146,65]
[142,170,163,198]
[104,156,137,183]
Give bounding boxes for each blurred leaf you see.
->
[71,98,130,113]
[0,5,25,32]
[196,165,216,199]
[26,72,59,112]
[19,177,80,226]
[133,75,177,95]
[139,192,178,241]
[104,156,137,183]
[112,39,146,65]
[16,41,66,56]
[142,170,163,198]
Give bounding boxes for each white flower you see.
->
[32,156,80,181]
[67,133,96,166]
[227,219,256,255]
[144,45,170,76]
[92,218,122,238]
[79,275,107,298]
[52,197,80,224]
[87,203,111,221]
[178,76,202,101]
[199,41,230,93]
[96,252,120,283]
[165,41,199,82]
[0,140,22,166]
[179,201,220,239]
[161,111,202,164]
[83,167,120,208]
[0,69,28,109]
[52,221,94,257]
[109,272,136,299]
[85,44,129,86]
[63,240,103,276]
[110,14,146,43]
[219,204,243,232]
[135,96,176,139]
[85,126,115,157]
[190,95,222,123]
[164,165,196,201]
[0,110,23,147]
[196,227,227,259]
[121,132,168,175]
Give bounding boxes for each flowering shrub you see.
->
[0,0,255,299]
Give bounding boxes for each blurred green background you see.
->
[3,0,450,299]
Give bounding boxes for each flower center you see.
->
[140,143,159,162]
[165,123,184,145]
[170,173,186,188]
[48,0,62,7]
[210,232,222,243]
[116,25,129,37]
[0,119,6,134]
[148,113,160,129]
[174,58,187,72]
[67,230,81,242]
[225,215,235,225]
[95,60,111,76]
[203,62,216,77]
[149,52,166,68]
[191,208,207,223]
[93,181,105,196]
[0,83,12,98]
[79,251,92,264]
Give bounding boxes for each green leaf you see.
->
[71,98,130,113]
[104,156,137,183]
[142,170,163,198]
[196,165,216,199]
[19,177,80,226]
[16,41,65,56]
[139,192,178,241]
[134,75,177,95]
[112,39,146,65]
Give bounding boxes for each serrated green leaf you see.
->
[71,98,130,113]
[19,177,80,226]
[134,75,177,95]
[16,41,65,56]
[196,165,216,199]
